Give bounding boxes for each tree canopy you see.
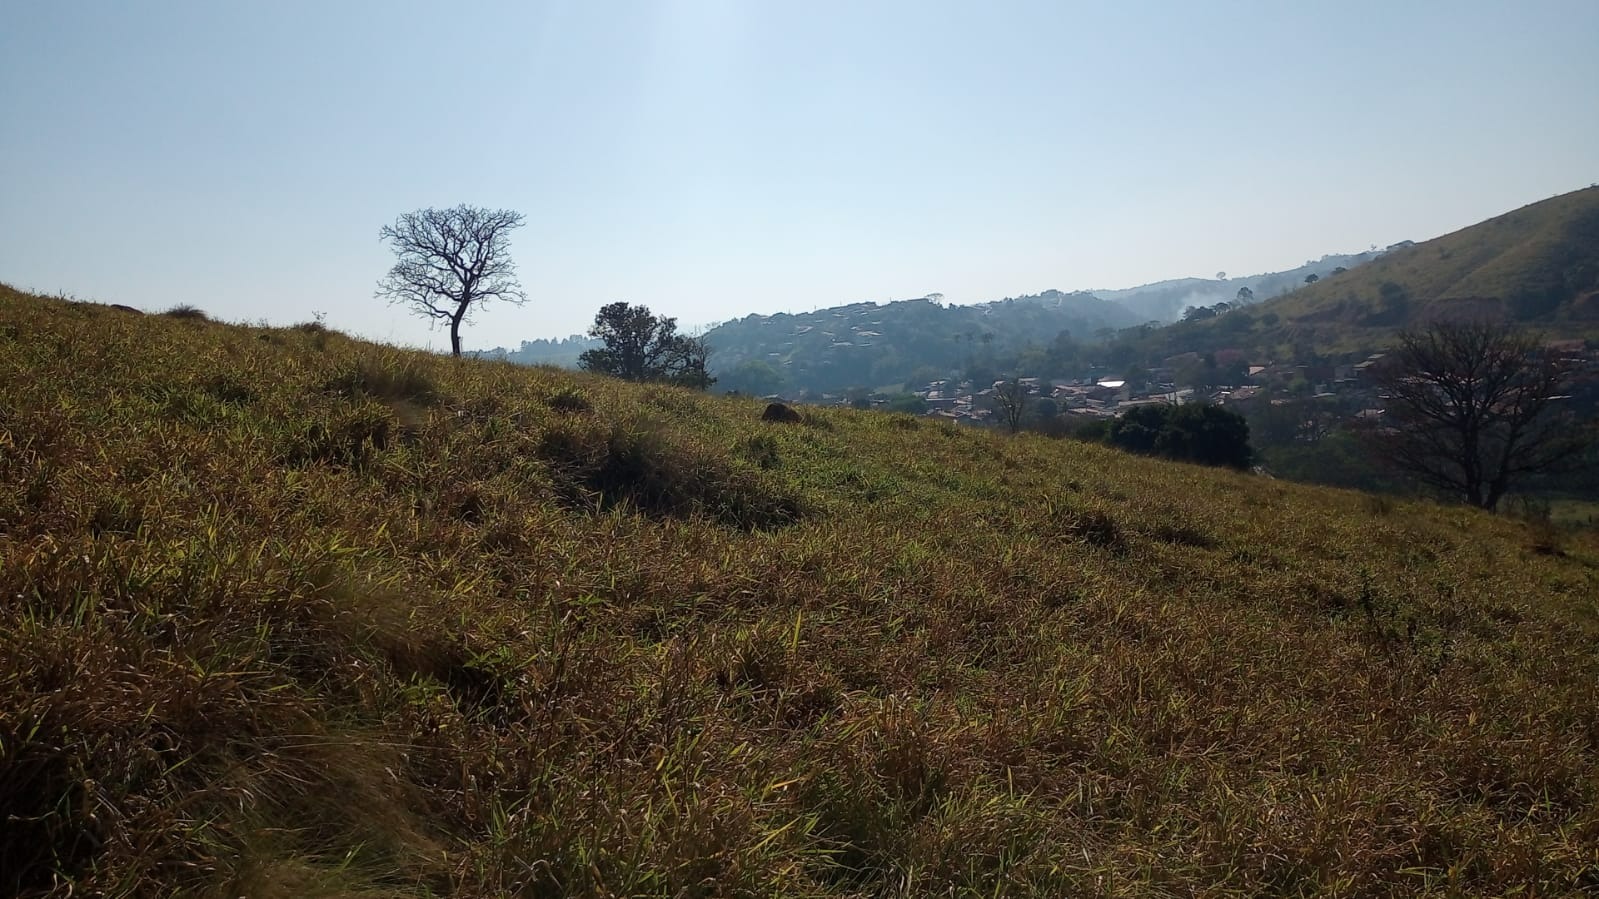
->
[1106,403,1253,469]
[579,302,713,389]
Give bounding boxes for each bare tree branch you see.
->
[991,379,1027,434]
[1363,319,1590,511]
[375,205,527,357]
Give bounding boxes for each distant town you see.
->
[785,337,1599,433]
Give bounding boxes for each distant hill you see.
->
[697,248,1390,395]
[474,334,601,367]
[487,188,1599,387]
[703,290,1141,395]
[1150,186,1599,359]
[1094,250,1386,322]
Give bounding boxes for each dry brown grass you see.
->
[2,283,1598,896]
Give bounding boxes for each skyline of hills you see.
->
[1151,186,1599,359]
[460,187,1598,393]
[481,245,1394,376]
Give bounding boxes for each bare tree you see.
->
[991,378,1027,434]
[1364,320,1590,511]
[376,205,526,357]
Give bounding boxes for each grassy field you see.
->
[3,284,1599,897]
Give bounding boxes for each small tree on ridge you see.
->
[579,302,714,389]
[376,205,526,357]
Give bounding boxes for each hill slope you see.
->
[1091,248,1385,322]
[3,285,1599,897]
[1168,187,1599,357]
[1295,186,1599,322]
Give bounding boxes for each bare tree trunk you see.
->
[376,206,527,356]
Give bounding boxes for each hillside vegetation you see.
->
[1155,187,1599,359]
[4,284,1599,897]
[704,291,1140,395]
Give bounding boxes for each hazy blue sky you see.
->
[3,1,1596,350]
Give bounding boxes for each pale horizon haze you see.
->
[3,1,1597,351]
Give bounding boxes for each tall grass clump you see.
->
[324,354,442,406]
[537,413,803,530]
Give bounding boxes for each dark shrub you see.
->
[761,402,803,424]
[162,304,209,321]
[1106,402,1252,469]
[537,417,802,530]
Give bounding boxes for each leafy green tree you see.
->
[1106,403,1252,469]
[1158,404,1254,468]
[1107,405,1166,454]
[579,302,714,389]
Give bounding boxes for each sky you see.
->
[2,1,1597,351]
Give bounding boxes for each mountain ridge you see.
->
[1187,186,1599,354]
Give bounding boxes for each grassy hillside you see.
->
[3,284,1599,897]
[1159,186,1599,358]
